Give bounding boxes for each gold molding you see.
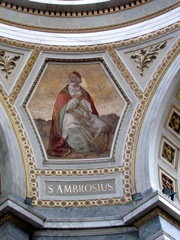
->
[133,207,180,229]
[0,22,178,52]
[9,49,40,103]
[0,213,35,232]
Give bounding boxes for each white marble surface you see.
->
[34,226,137,237]
[0,8,179,46]
[44,217,124,229]
[0,103,26,199]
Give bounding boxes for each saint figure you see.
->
[47,71,109,157]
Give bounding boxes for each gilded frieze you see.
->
[133,207,180,229]
[0,213,34,232]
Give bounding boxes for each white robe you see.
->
[61,85,109,154]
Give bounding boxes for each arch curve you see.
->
[135,55,180,196]
[0,103,26,200]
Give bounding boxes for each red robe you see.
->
[47,85,99,157]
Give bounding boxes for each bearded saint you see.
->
[47,71,109,157]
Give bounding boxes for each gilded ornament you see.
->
[176,90,180,101]
[169,112,180,135]
[0,50,20,80]
[162,142,175,163]
[130,41,167,76]
[162,173,174,191]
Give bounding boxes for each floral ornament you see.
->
[131,41,167,76]
[0,50,20,80]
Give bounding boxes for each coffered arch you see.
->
[135,55,180,198]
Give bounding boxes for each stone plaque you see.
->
[38,175,122,200]
[45,179,115,197]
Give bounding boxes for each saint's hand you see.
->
[73,95,82,101]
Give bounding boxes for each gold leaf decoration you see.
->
[131,41,167,76]
[0,50,20,80]
[162,142,175,163]
[169,111,180,135]
[162,173,174,191]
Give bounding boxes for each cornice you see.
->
[123,191,180,225]
[0,213,35,232]
[0,196,45,228]
[0,0,150,17]
[133,207,180,229]
[0,3,178,33]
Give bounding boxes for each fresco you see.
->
[28,62,125,159]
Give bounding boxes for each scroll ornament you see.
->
[0,50,20,80]
[131,41,167,76]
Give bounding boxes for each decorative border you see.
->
[23,57,130,163]
[0,24,178,86]
[0,24,179,207]
[9,49,40,103]
[133,207,180,229]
